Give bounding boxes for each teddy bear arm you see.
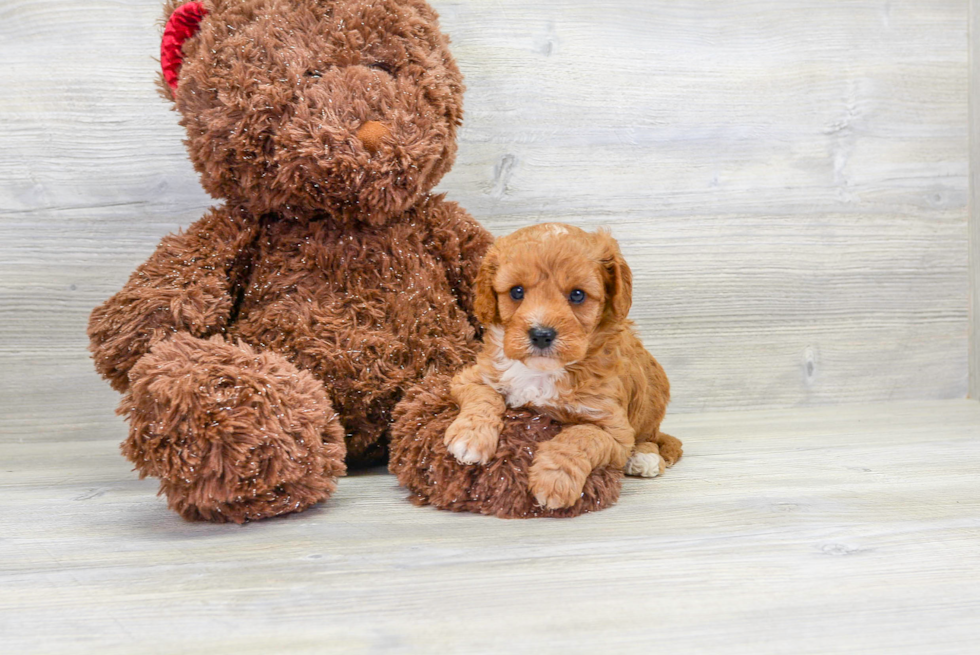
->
[423,198,494,331]
[87,208,256,392]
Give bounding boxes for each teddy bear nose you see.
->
[355,120,390,153]
[528,327,558,350]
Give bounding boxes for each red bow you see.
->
[161,2,208,90]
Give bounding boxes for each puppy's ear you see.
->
[472,245,500,326]
[597,231,633,323]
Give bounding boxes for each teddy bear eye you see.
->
[368,62,396,76]
[568,289,586,304]
[509,286,524,301]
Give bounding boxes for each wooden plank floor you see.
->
[2,399,979,654]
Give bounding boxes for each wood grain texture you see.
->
[0,1,970,442]
[971,0,980,399]
[2,400,979,654]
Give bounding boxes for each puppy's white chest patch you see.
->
[485,327,566,408]
[490,359,566,409]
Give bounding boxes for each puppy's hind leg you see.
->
[655,432,683,467]
[624,441,665,478]
[625,433,682,478]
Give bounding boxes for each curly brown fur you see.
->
[230,197,490,464]
[390,375,622,518]
[445,224,681,509]
[89,0,492,521]
[121,334,346,523]
[165,0,463,225]
[88,207,257,393]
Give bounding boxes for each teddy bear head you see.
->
[160,0,464,224]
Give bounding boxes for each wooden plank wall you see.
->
[0,1,969,444]
[971,0,980,399]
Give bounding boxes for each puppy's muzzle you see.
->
[528,327,557,351]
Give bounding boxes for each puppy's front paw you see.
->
[444,413,501,465]
[529,447,590,509]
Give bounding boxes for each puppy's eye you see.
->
[509,286,525,301]
[568,289,586,304]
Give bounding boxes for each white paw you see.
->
[447,436,488,465]
[444,416,500,465]
[624,451,664,478]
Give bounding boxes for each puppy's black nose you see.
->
[528,327,558,350]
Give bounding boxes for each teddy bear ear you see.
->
[160,2,208,92]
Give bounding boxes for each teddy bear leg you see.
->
[390,375,622,518]
[119,332,346,523]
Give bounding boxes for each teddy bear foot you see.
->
[119,333,346,523]
[390,375,622,518]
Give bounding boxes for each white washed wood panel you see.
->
[0,1,969,441]
[2,401,979,653]
[970,0,980,398]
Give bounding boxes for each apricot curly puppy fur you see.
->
[446,223,682,509]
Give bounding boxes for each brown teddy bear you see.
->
[89,0,622,523]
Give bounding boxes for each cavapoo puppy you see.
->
[445,223,682,509]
